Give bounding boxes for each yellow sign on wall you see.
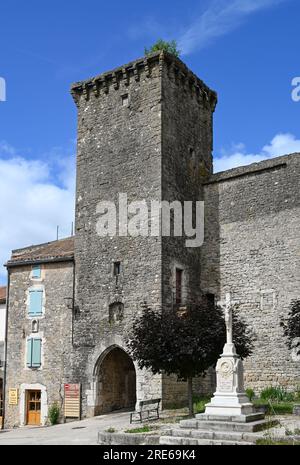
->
[9,389,18,406]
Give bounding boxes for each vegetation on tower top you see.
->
[144,39,181,58]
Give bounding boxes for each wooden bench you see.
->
[130,399,161,424]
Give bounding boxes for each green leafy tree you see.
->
[281,300,300,356]
[145,39,180,58]
[126,299,254,415]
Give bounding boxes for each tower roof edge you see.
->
[70,51,217,110]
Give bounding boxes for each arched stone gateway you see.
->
[94,346,136,415]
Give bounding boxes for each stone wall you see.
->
[160,57,216,404]
[161,54,216,309]
[4,261,74,427]
[202,153,300,393]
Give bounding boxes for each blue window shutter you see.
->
[27,339,33,367]
[32,339,42,368]
[29,290,43,316]
[32,265,41,279]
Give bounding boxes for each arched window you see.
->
[32,320,39,333]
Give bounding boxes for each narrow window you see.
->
[32,265,41,279]
[113,262,121,276]
[27,338,42,369]
[29,290,43,317]
[32,320,39,333]
[121,94,129,106]
[176,269,183,305]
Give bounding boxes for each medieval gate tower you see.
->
[70,51,217,417]
[4,52,299,428]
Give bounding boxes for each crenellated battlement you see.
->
[70,51,217,111]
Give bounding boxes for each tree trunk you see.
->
[187,377,194,416]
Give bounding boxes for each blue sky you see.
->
[0,0,299,283]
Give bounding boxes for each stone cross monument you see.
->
[201,292,256,419]
[223,293,233,344]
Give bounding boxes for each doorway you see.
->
[94,347,136,415]
[26,390,41,426]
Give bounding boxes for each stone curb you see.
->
[98,432,160,446]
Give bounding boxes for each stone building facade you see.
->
[3,51,300,427]
[4,239,74,427]
[0,286,6,425]
[0,286,6,376]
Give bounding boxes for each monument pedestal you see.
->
[160,295,277,445]
[203,343,256,419]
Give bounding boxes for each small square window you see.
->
[114,262,121,276]
[32,265,41,279]
[121,94,129,106]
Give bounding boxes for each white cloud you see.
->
[178,0,286,55]
[0,144,75,284]
[262,133,300,157]
[214,133,300,172]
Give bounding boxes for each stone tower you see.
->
[70,51,217,418]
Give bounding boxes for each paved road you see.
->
[0,411,133,445]
[2,411,299,445]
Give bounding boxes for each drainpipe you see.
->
[2,268,10,430]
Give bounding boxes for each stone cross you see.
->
[217,293,237,345]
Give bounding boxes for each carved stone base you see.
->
[204,343,257,418]
[204,393,254,417]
